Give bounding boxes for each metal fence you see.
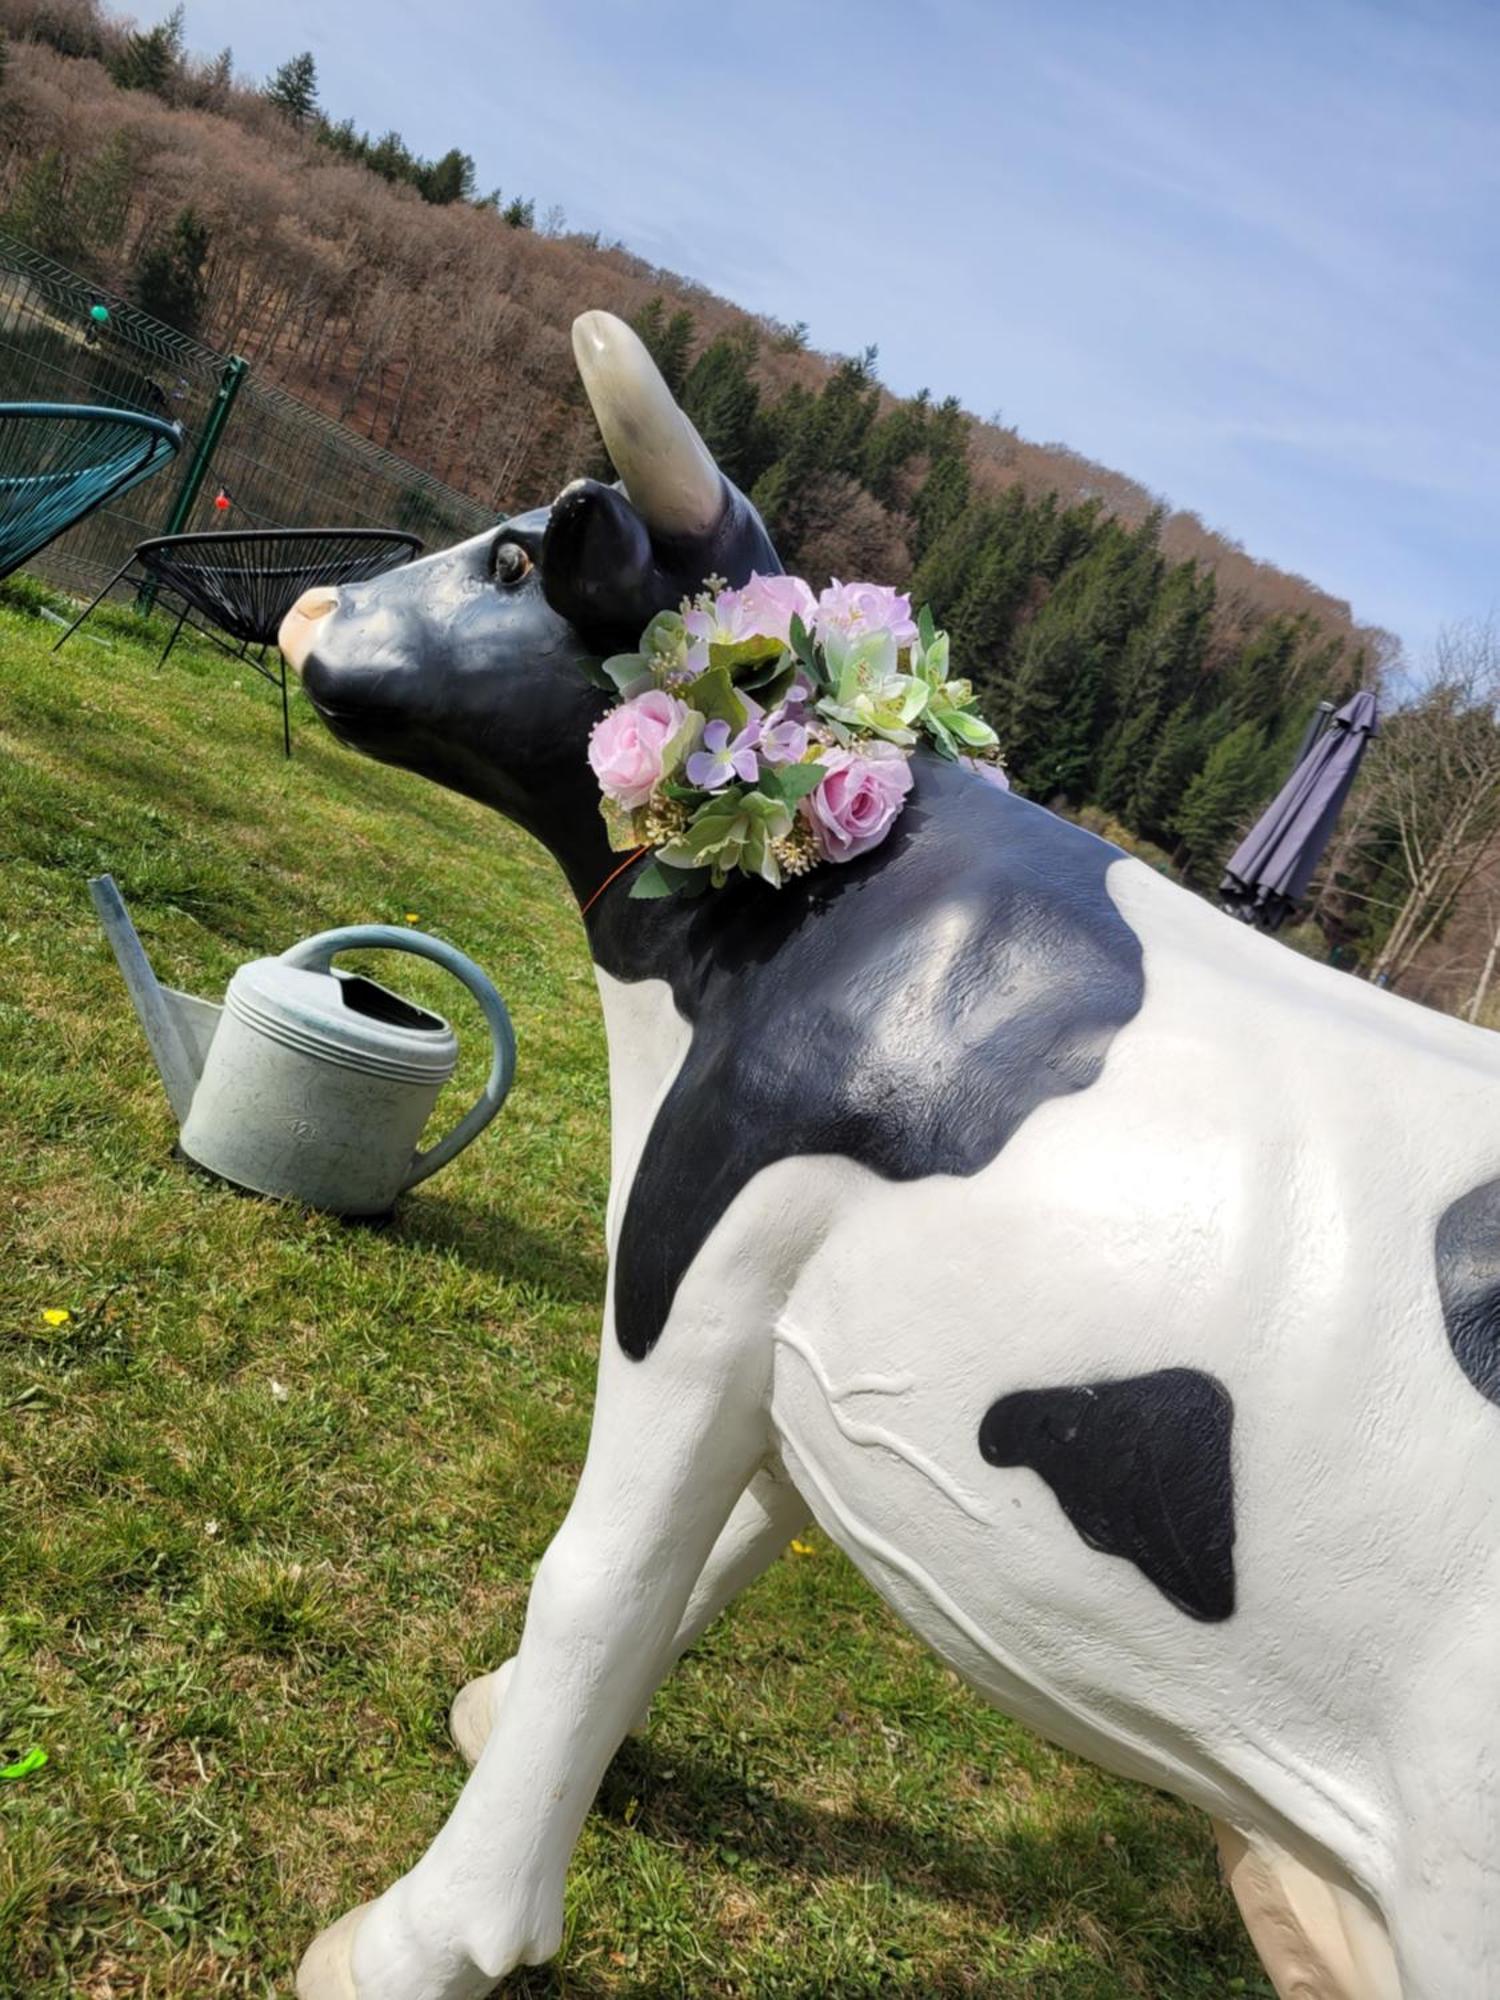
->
[0,230,494,594]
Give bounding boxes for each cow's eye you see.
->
[492,541,532,586]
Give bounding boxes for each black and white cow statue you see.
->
[281,312,1500,2000]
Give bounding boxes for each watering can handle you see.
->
[279,925,517,1192]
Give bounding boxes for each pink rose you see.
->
[734,572,818,643]
[801,744,914,863]
[685,573,817,652]
[588,689,691,810]
[814,579,918,649]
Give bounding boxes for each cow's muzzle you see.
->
[279,588,341,677]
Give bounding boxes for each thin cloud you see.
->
[183,0,1499,655]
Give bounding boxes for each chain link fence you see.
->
[0,229,495,594]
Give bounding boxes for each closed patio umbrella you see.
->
[1219,689,1379,931]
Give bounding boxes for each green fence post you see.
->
[138,353,248,610]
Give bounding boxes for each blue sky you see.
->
[184,0,1498,660]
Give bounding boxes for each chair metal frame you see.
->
[52,526,423,756]
[0,402,181,581]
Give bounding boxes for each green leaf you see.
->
[599,796,645,852]
[682,664,747,729]
[640,609,689,666]
[629,858,711,899]
[576,655,616,692]
[628,860,682,899]
[737,651,795,696]
[943,708,999,748]
[788,611,829,691]
[744,820,782,886]
[603,652,653,697]
[709,635,784,676]
[770,760,826,803]
[751,662,799,711]
[917,603,937,652]
[659,708,704,782]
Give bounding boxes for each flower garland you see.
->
[586,574,1007,899]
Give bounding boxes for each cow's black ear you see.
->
[541,480,660,642]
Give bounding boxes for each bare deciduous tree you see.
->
[1352,620,1500,988]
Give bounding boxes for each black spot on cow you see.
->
[1437,1177,1500,1405]
[977,1368,1236,1623]
[589,758,1145,1358]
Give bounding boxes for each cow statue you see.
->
[279,311,1500,2000]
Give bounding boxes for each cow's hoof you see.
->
[295,1902,372,2000]
[450,1658,514,1767]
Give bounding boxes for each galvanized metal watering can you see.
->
[89,876,516,1216]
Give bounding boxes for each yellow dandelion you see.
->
[41,1308,70,1327]
[404,912,419,924]
[790,1538,816,1558]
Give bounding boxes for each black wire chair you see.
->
[0,403,181,581]
[52,527,424,755]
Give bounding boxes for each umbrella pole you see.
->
[1292,700,1336,770]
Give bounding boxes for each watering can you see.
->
[88,876,516,1216]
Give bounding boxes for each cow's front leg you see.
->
[297,1328,767,2000]
[450,1460,808,1766]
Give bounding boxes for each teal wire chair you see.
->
[0,403,182,582]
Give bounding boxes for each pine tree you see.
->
[416,149,476,205]
[265,51,318,125]
[747,353,880,565]
[683,329,766,490]
[861,390,929,507]
[910,398,971,559]
[630,297,695,401]
[1129,701,1205,839]
[1224,614,1300,731]
[3,148,80,262]
[130,206,211,335]
[367,130,414,182]
[1172,721,1271,883]
[197,46,234,109]
[502,195,535,229]
[915,500,1034,719]
[74,132,138,256]
[109,7,183,97]
[1093,705,1163,816]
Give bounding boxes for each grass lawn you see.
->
[0,585,1267,1998]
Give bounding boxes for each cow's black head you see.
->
[280,312,779,897]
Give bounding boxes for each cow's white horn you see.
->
[572,310,722,539]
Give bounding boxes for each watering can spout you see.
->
[88,875,220,1123]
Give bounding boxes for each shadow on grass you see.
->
[498,1733,1250,1998]
[605,1734,1205,1927]
[391,1192,606,1305]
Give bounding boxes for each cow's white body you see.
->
[299,849,1500,2000]
[582,851,1500,1993]
[285,312,1500,2000]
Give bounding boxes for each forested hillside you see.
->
[9,0,1476,962]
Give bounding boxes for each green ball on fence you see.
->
[89,303,110,325]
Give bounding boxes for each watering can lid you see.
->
[226,957,459,1084]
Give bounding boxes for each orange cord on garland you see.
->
[580,845,650,917]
